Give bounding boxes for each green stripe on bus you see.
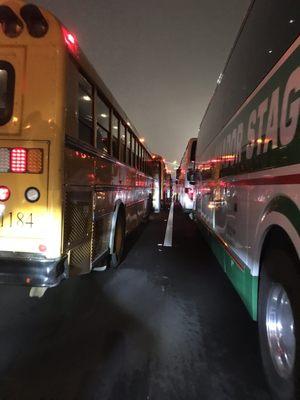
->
[197,220,258,321]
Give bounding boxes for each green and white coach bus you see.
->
[194,1,299,398]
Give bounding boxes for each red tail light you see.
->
[0,186,10,201]
[10,148,27,173]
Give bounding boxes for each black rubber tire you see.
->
[110,211,125,268]
[258,238,300,400]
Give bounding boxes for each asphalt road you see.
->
[0,204,272,400]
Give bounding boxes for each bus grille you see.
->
[70,239,92,272]
[63,190,93,274]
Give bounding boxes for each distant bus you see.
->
[194,1,299,398]
[176,138,197,212]
[151,154,172,212]
[0,1,154,288]
[163,172,173,207]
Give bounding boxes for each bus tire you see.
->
[110,211,125,268]
[258,240,300,400]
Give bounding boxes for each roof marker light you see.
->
[0,5,23,38]
[67,33,75,44]
[62,27,78,56]
[20,4,49,38]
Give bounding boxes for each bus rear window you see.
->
[0,61,14,126]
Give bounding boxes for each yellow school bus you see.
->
[0,1,154,288]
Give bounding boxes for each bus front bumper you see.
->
[0,253,67,287]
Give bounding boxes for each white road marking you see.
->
[163,202,174,247]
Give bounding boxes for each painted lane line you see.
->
[163,202,174,247]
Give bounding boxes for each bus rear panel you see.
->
[0,1,68,286]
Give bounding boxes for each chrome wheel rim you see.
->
[266,283,295,378]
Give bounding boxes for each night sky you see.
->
[36,0,250,164]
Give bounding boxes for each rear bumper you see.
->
[0,252,67,287]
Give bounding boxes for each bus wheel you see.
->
[258,242,300,400]
[110,211,125,268]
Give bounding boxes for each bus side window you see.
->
[139,144,142,171]
[137,143,141,170]
[78,75,93,146]
[141,148,144,172]
[146,155,150,176]
[112,114,119,159]
[95,94,110,153]
[126,129,131,166]
[120,123,126,162]
[132,137,137,168]
[198,0,299,154]
[137,141,141,170]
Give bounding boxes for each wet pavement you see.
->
[0,204,271,400]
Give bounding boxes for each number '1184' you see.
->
[0,213,34,228]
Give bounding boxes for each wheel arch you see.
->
[253,196,300,278]
[259,225,298,268]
